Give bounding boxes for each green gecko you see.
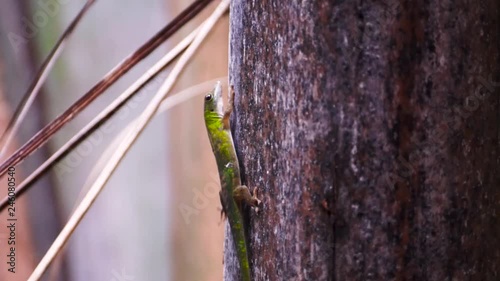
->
[204,82,260,281]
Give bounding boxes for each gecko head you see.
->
[204,81,223,115]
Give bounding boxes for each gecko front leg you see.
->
[234,185,261,210]
[225,86,261,209]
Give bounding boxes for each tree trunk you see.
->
[229,1,500,280]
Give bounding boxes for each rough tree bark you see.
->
[229,1,499,280]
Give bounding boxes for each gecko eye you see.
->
[204,94,213,101]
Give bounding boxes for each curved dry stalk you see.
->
[27,1,230,280]
[0,0,214,177]
[0,26,199,213]
[0,0,97,159]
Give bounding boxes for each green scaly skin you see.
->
[204,82,259,281]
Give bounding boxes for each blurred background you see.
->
[0,1,228,280]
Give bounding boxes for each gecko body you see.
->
[203,82,259,281]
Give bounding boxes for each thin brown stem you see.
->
[0,0,213,177]
[0,0,97,158]
[0,27,198,213]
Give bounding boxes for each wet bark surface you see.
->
[229,0,500,280]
